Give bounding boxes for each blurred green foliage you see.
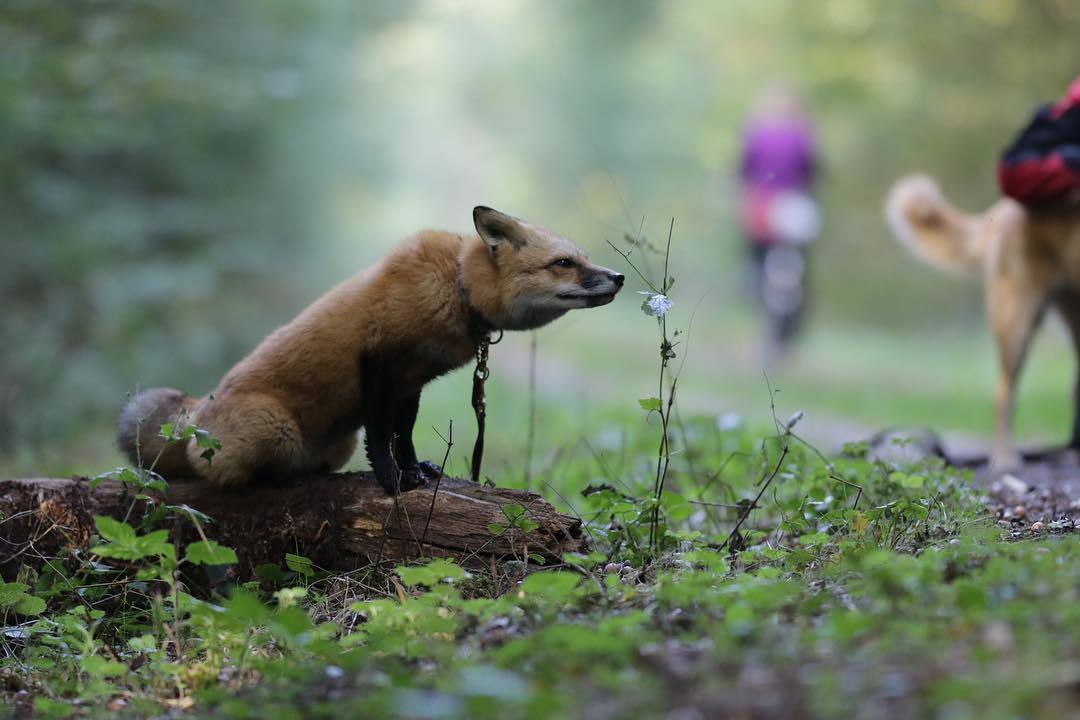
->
[0,1,392,454]
[1,0,1078,468]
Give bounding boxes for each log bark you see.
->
[0,472,585,581]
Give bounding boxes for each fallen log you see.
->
[0,473,585,581]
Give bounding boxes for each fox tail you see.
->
[116,387,198,476]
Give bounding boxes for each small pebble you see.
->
[1000,474,1030,496]
[1031,521,1045,533]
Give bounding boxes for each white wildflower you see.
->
[639,291,673,318]
[785,410,805,430]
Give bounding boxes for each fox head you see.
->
[463,206,624,331]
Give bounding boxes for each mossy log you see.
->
[0,473,585,580]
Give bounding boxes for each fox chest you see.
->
[407,336,476,382]
[365,336,476,391]
[343,338,475,431]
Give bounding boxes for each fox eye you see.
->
[552,258,576,269]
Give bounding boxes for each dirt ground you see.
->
[977,451,1080,538]
[860,427,1080,538]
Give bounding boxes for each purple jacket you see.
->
[739,118,817,192]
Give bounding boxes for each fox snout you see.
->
[584,268,625,290]
[572,265,624,306]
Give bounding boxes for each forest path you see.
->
[495,340,1080,530]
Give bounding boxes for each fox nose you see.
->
[612,273,625,287]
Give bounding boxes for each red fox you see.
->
[118,206,624,494]
[886,175,1080,468]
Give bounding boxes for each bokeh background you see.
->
[3,0,1079,480]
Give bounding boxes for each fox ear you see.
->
[474,206,527,250]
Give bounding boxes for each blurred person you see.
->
[737,85,821,362]
[999,75,1080,207]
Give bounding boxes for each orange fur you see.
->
[886,175,1080,468]
[118,207,624,493]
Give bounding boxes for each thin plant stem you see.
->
[719,443,789,553]
[421,421,455,547]
[524,332,537,490]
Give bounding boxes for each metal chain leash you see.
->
[470,329,502,483]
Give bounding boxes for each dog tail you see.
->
[117,388,199,477]
[885,174,985,275]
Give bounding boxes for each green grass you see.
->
[7,413,1080,719]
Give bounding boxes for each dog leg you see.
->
[1054,292,1080,451]
[987,279,1045,470]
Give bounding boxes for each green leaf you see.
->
[520,570,580,602]
[285,553,314,577]
[168,504,214,526]
[14,595,46,616]
[90,466,168,493]
[128,634,158,653]
[0,582,30,606]
[725,602,755,636]
[225,589,271,624]
[135,529,173,556]
[562,551,606,568]
[901,474,925,489]
[185,540,238,566]
[140,472,168,493]
[82,654,127,678]
[193,427,221,450]
[396,559,467,587]
[0,582,46,616]
[273,587,307,608]
[638,397,661,412]
[488,523,506,535]
[272,605,313,640]
[94,516,138,545]
[502,503,525,522]
[33,698,72,719]
[92,518,173,561]
[255,563,290,583]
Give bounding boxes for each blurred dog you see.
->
[886,174,1080,468]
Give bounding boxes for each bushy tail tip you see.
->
[885,174,982,274]
[117,388,197,477]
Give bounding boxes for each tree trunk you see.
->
[0,473,585,581]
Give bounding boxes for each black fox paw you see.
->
[417,461,444,479]
[376,466,426,495]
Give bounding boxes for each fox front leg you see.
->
[391,392,442,483]
[364,412,416,495]
[361,358,423,495]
